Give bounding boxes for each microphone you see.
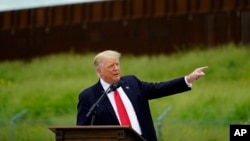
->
[106,81,121,93]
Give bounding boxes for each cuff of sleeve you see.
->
[184,76,192,88]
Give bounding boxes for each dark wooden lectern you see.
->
[49,126,145,141]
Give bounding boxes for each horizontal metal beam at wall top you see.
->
[0,0,109,12]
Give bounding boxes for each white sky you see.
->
[0,0,107,12]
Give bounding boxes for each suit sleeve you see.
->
[124,75,191,99]
[76,90,92,125]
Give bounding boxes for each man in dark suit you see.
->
[77,50,208,141]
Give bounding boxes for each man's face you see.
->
[97,58,121,84]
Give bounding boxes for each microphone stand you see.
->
[85,87,112,125]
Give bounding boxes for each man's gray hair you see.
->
[94,50,121,68]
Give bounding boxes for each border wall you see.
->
[0,0,250,60]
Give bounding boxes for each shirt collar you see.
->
[100,78,111,92]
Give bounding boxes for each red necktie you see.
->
[114,90,131,126]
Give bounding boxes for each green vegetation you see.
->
[0,44,249,141]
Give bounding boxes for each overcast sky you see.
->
[0,0,107,12]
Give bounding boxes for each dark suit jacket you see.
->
[77,75,191,141]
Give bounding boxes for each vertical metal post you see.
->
[10,109,28,141]
[157,105,172,141]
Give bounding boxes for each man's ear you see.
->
[96,68,102,76]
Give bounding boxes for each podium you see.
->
[49,126,146,141]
